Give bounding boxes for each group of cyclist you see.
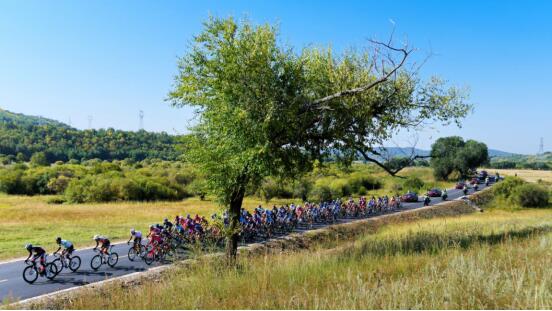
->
[21,189,457,275]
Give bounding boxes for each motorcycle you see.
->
[441,193,448,201]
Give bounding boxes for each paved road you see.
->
[0,183,490,302]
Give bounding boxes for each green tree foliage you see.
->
[430,136,489,180]
[169,17,471,258]
[30,152,49,167]
[0,108,182,163]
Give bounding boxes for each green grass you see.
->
[28,207,552,309]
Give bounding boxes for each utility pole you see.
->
[539,137,544,155]
[139,110,144,131]
[87,115,93,130]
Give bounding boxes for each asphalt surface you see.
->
[0,183,490,302]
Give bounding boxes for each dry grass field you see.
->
[0,195,298,260]
[32,208,552,309]
[482,168,552,183]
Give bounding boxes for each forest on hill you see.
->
[0,108,182,163]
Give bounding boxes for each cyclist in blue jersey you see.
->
[54,237,74,258]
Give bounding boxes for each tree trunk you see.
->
[225,185,245,262]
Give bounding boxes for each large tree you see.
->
[430,136,489,180]
[169,17,471,259]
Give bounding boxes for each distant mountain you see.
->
[488,149,520,158]
[367,147,520,160]
[0,108,182,163]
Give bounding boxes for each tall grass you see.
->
[31,208,552,309]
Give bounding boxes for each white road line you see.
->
[0,279,8,284]
[120,255,128,259]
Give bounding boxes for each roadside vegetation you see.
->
[31,207,552,309]
[0,164,452,260]
[0,159,450,204]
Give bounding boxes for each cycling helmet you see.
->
[130,228,135,234]
[93,234,100,240]
[149,225,154,230]
[25,243,32,250]
[163,218,168,223]
[55,237,61,243]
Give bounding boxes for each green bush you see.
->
[310,184,333,202]
[511,183,549,208]
[348,173,382,191]
[403,176,425,192]
[0,169,24,194]
[493,176,526,199]
[30,152,49,167]
[329,179,351,197]
[292,178,312,202]
[260,179,279,203]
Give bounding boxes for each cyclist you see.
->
[423,195,431,206]
[442,189,448,201]
[163,218,173,232]
[53,237,74,259]
[127,228,142,250]
[93,235,110,255]
[24,244,46,274]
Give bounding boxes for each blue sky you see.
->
[0,0,550,154]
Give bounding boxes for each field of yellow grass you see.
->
[482,168,552,183]
[31,207,552,309]
[0,195,298,260]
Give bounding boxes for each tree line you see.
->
[0,109,182,163]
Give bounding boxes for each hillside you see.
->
[0,108,182,163]
[369,147,518,160]
[0,108,72,129]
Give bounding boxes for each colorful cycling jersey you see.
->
[60,239,73,249]
[133,231,142,239]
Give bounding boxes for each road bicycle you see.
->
[52,252,81,273]
[90,246,118,270]
[127,241,146,262]
[22,255,58,284]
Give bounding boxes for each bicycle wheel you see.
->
[90,255,102,270]
[45,263,58,280]
[139,244,147,257]
[128,247,137,261]
[107,252,118,267]
[144,252,154,265]
[22,266,38,284]
[69,256,81,272]
[52,258,64,274]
